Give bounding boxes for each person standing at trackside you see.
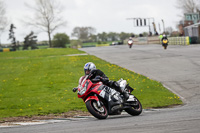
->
[159,34,163,40]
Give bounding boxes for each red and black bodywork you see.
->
[128,39,133,48]
[78,76,123,115]
[76,75,142,119]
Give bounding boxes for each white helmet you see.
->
[84,62,96,75]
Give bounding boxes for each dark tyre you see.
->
[125,96,142,116]
[163,44,168,50]
[86,100,108,119]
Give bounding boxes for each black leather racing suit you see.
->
[89,69,123,93]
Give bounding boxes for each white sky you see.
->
[1,0,182,44]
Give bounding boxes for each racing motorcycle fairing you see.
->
[97,85,124,114]
[128,40,133,45]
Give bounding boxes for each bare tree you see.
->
[24,0,67,47]
[0,0,8,45]
[176,0,200,13]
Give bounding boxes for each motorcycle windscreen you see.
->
[78,80,92,96]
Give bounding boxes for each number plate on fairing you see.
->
[99,86,117,101]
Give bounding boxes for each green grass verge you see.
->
[0,48,182,118]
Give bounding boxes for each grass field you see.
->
[0,48,182,119]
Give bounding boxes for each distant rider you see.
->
[162,34,168,41]
[73,62,129,100]
[161,34,168,49]
[128,37,133,48]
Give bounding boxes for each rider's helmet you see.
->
[84,62,96,75]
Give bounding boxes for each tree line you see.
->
[71,26,135,43]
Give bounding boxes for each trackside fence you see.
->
[132,36,190,45]
[167,37,190,45]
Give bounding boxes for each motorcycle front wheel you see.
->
[86,99,108,119]
[163,44,168,49]
[129,44,132,48]
[125,96,142,116]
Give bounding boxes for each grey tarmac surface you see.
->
[1,44,200,133]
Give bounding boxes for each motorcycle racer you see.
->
[161,34,168,49]
[73,62,129,100]
[128,37,133,48]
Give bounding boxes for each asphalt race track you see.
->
[1,44,200,133]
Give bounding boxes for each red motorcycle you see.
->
[128,39,133,48]
[75,74,142,119]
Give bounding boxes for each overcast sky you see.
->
[1,0,182,44]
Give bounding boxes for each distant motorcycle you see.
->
[162,39,168,49]
[74,73,142,119]
[128,39,133,48]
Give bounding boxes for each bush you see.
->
[52,33,70,48]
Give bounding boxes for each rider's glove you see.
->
[72,87,78,92]
[91,76,101,82]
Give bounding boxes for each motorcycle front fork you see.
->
[95,94,102,108]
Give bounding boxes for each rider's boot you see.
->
[122,90,129,101]
[111,81,129,101]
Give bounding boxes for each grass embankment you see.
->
[0,48,182,119]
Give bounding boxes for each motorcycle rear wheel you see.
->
[125,96,142,116]
[86,100,108,119]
